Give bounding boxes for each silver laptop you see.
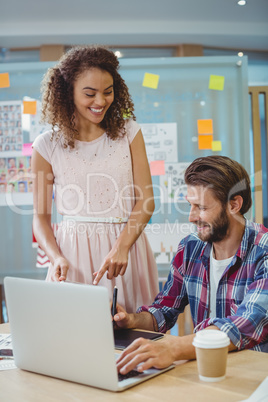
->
[4,277,174,392]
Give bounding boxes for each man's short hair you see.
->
[184,155,252,215]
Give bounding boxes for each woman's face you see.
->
[73,68,114,128]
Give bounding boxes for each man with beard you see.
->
[114,155,268,375]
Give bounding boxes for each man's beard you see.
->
[196,207,230,243]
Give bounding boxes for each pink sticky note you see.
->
[22,143,33,156]
[150,160,165,176]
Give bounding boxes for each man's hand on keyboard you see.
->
[116,336,177,375]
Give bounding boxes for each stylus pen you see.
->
[112,285,118,319]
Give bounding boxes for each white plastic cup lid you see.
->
[192,330,230,349]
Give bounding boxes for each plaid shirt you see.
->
[139,219,268,352]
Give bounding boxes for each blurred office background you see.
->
[0,0,267,329]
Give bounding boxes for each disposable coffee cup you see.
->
[192,330,230,382]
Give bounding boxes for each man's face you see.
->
[187,185,230,243]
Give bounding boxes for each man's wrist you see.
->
[150,313,158,332]
[131,311,157,331]
[130,312,141,328]
[171,333,196,361]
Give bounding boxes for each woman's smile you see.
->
[73,68,114,127]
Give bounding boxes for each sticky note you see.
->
[142,73,160,89]
[198,135,213,150]
[23,101,37,115]
[0,73,10,88]
[212,140,222,151]
[150,160,165,176]
[123,109,132,119]
[209,75,225,91]
[22,143,33,156]
[197,119,213,135]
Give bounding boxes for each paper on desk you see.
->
[239,376,268,402]
[0,334,13,349]
[0,334,12,349]
[0,333,16,370]
[0,360,17,370]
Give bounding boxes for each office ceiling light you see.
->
[237,0,246,5]
[114,50,122,58]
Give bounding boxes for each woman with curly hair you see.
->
[32,45,159,311]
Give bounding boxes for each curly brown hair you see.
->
[40,45,136,148]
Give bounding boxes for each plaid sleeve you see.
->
[195,255,268,352]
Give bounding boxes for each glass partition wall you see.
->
[0,56,250,280]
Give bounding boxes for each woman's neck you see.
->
[76,121,105,142]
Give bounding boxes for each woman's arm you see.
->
[32,148,69,280]
[93,129,154,284]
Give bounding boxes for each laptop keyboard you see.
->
[118,369,142,382]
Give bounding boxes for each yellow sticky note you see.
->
[142,73,159,89]
[209,75,225,91]
[198,135,213,150]
[150,160,165,176]
[0,73,10,88]
[23,101,37,115]
[123,109,132,119]
[212,140,222,152]
[197,119,213,135]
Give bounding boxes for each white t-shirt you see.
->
[209,247,234,318]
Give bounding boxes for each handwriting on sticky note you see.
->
[0,73,10,88]
[150,160,165,176]
[23,101,37,115]
[209,75,225,91]
[212,141,222,152]
[22,143,33,156]
[142,73,160,89]
[198,135,213,150]
[197,119,213,135]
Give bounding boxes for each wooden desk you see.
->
[0,323,267,402]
